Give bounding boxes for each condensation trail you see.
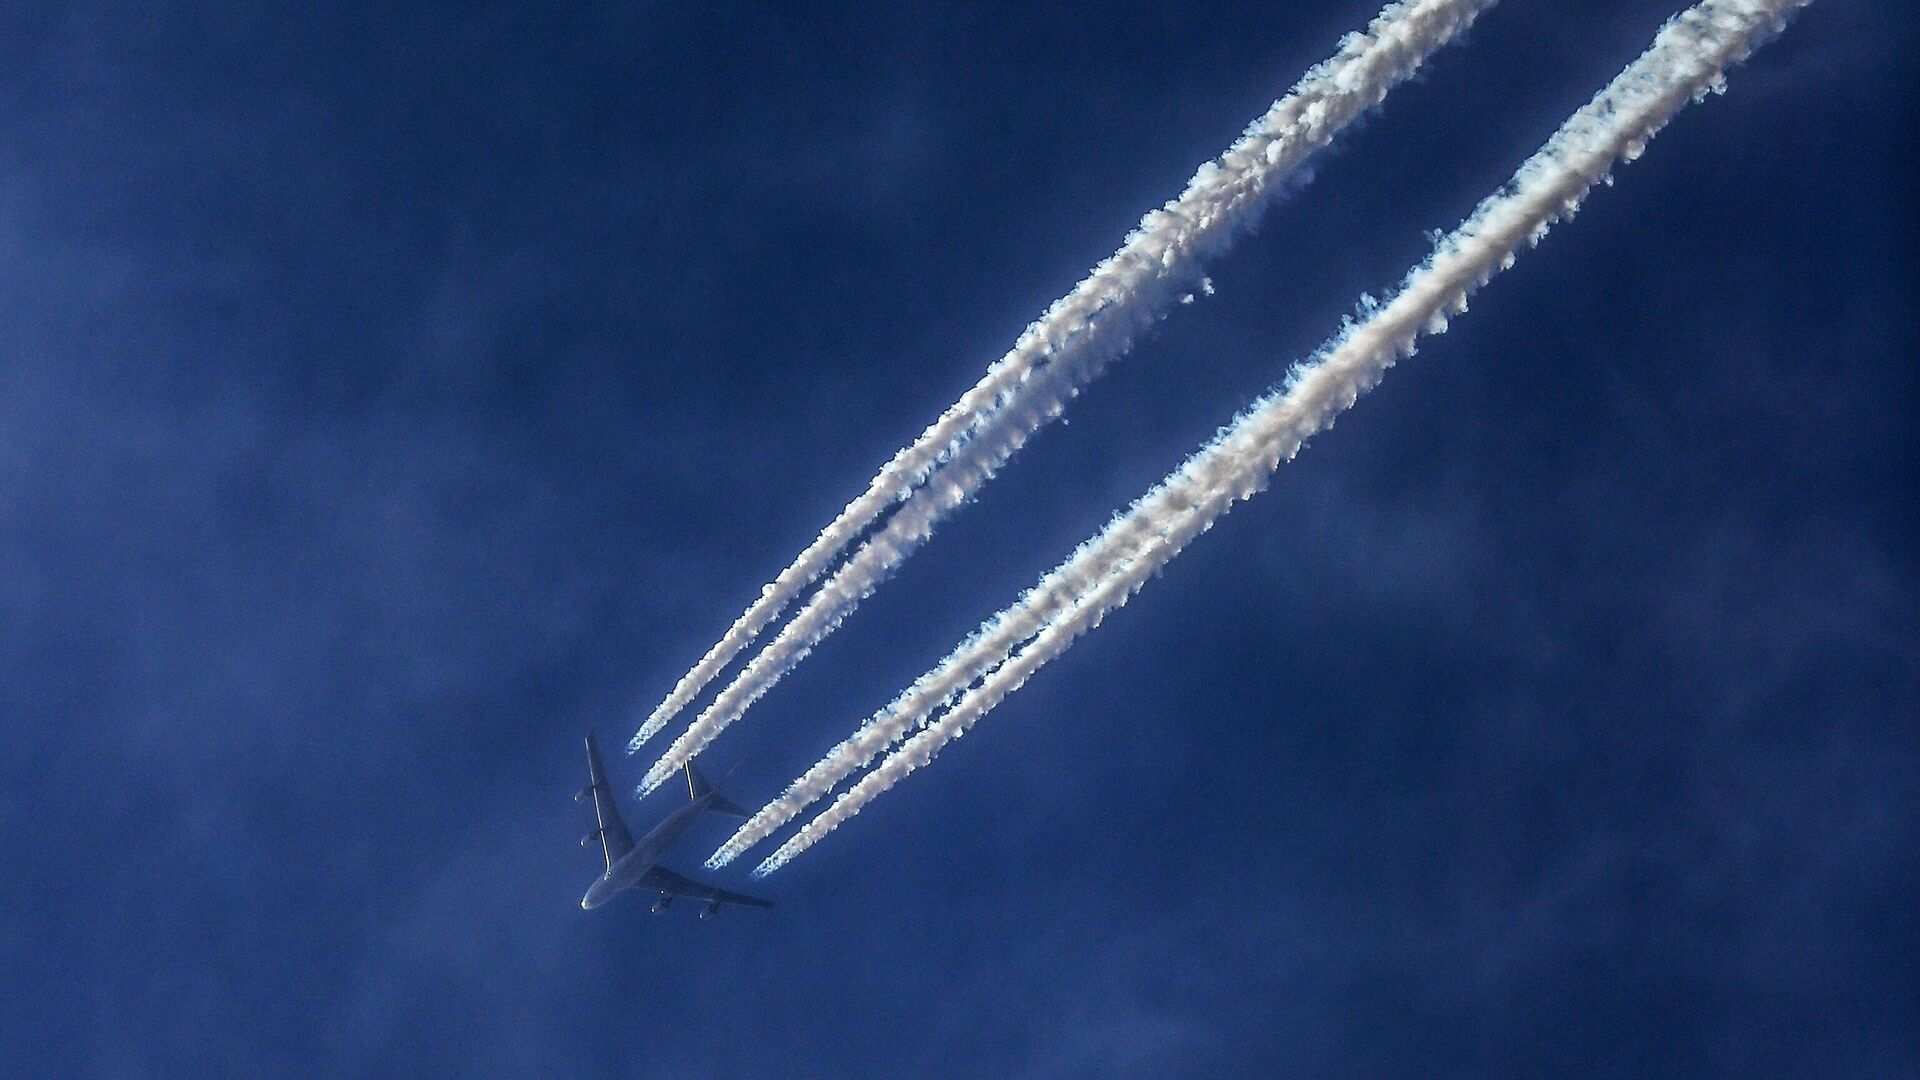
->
[748,0,1814,874]
[632,0,1502,755]
[708,409,1231,865]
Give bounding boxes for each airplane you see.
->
[575,732,774,918]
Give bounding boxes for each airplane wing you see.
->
[640,865,774,910]
[580,733,635,871]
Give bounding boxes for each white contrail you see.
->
[706,392,1243,864]
[631,0,1502,755]
[747,0,1814,875]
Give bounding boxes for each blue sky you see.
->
[3,2,1914,1076]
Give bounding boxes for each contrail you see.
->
[631,0,1501,756]
[707,402,1241,865]
[746,0,1814,875]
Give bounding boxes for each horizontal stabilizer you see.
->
[686,760,748,818]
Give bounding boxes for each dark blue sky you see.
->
[4,2,1915,1076]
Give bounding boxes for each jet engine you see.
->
[699,900,723,920]
[651,894,673,914]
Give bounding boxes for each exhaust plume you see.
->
[632,0,1502,754]
[747,0,1814,874]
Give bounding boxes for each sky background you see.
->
[3,1,1915,1076]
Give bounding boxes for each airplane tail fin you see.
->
[686,760,747,818]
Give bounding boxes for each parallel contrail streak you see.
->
[747,0,1812,874]
[633,0,1502,783]
[706,415,1218,864]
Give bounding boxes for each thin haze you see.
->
[5,1,1910,1075]
[745,0,1816,875]
[636,0,1500,790]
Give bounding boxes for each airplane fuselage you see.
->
[574,734,770,916]
[580,793,718,909]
